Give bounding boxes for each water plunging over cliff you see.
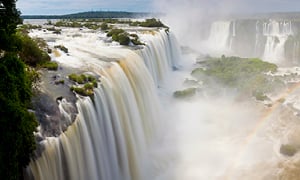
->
[27,29,178,180]
[203,19,300,64]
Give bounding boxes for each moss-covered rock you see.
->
[280,144,298,156]
[68,73,99,97]
[68,73,87,84]
[54,45,68,53]
[173,88,197,98]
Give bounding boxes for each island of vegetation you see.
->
[174,55,284,101]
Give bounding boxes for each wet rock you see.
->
[280,144,298,156]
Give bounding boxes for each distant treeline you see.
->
[21,11,161,19]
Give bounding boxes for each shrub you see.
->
[118,33,130,45]
[69,74,98,96]
[100,22,109,30]
[84,83,94,90]
[107,28,125,37]
[70,86,94,96]
[17,33,51,66]
[140,18,166,27]
[68,73,86,84]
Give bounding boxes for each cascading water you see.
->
[138,31,180,85]
[263,20,293,63]
[27,29,178,180]
[206,21,231,53]
[293,41,300,63]
[229,21,236,50]
[202,19,300,64]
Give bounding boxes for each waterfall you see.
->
[254,21,260,56]
[207,21,231,53]
[262,20,293,63]
[27,30,179,180]
[138,30,180,85]
[229,21,236,50]
[293,41,300,64]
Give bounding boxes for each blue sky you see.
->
[17,0,154,15]
[17,0,300,15]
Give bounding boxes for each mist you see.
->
[147,0,300,179]
[153,0,300,57]
[153,0,242,52]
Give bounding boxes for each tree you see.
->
[0,0,22,52]
[0,1,38,179]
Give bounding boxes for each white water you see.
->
[27,24,300,180]
[203,20,295,64]
[137,31,180,85]
[263,20,292,63]
[205,21,232,54]
[293,41,300,64]
[27,27,174,180]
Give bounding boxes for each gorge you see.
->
[23,15,300,180]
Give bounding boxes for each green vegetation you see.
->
[46,27,62,34]
[191,56,282,99]
[100,22,109,30]
[252,91,270,101]
[0,1,38,179]
[68,73,98,86]
[107,28,125,36]
[55,79,65,85]
[16,32,58,71]
[173,88,197,98]
[107,29,144,46]
[18,24,42,31]
[129,18,167,28]
[130,33,145,45]
[68,73,87,84]
[107,28,130,45]
[70,86,94,96]
[115,33,130,45]
[69,73,98,97]
[40,61,58,70]
[17,32,51,66]
[139,18,166,27]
